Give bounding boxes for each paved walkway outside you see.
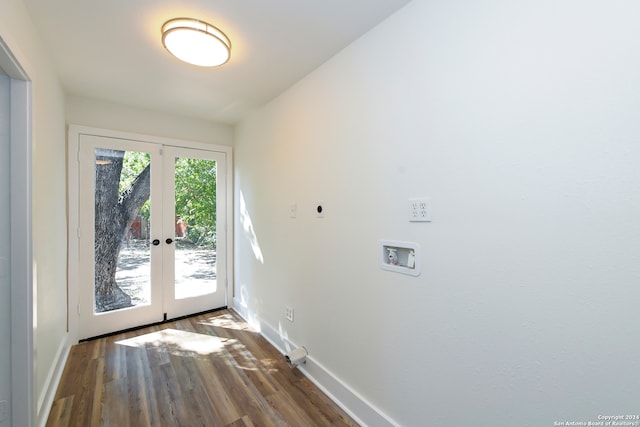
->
[116,239,217,307]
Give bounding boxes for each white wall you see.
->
[0,1,68,425]
[234,0,640,425]
[0,73,10,427]
[66,95,233,146]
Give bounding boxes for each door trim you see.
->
[68,125,233,343]
[1,35,35,427]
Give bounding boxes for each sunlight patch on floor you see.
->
[115,328,224,356]
[198,313,251,331]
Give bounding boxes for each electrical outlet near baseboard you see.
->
[285,306,294,322]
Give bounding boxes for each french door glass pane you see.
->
[173,156,217,299]
[94,148,151,313]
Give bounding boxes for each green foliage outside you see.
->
[120,151,151,219]
[174,157,217,248]
[121,152,217,249]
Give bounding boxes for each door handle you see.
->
[152,239,160,246]
[166,238,173,244]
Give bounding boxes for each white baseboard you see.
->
[231,298,398,427]
[36,334,71,427]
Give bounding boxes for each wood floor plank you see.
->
[206,347,286,427]
[72,356,102,427]
[293,377,361,427]
[225,415,256,427]
[194,356,242,425]
[178,382,223,427]
[103,338,126,383]
[148,359,181,426]
[54,343,96,399]
[45,395,74,427]
[126,344,160,426]
[101,378,129,427]
[46,309,359,427]
[89,357,105,426]
[265,388,320,426]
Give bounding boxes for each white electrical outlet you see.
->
[285,306,294,322]
[408,198,432,222]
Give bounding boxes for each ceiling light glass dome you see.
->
[162,18,231,67]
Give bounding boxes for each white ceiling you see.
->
[23,0,410,124]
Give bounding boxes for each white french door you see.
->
[77,134,227,339]
[161,146,226,317]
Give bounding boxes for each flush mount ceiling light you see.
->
[162,18,231,67]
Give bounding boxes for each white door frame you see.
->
[1,36,34,427]
[68,125,233,342]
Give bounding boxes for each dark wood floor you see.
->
[46,309,359,427]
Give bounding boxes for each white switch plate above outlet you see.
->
[408,198,432,222]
